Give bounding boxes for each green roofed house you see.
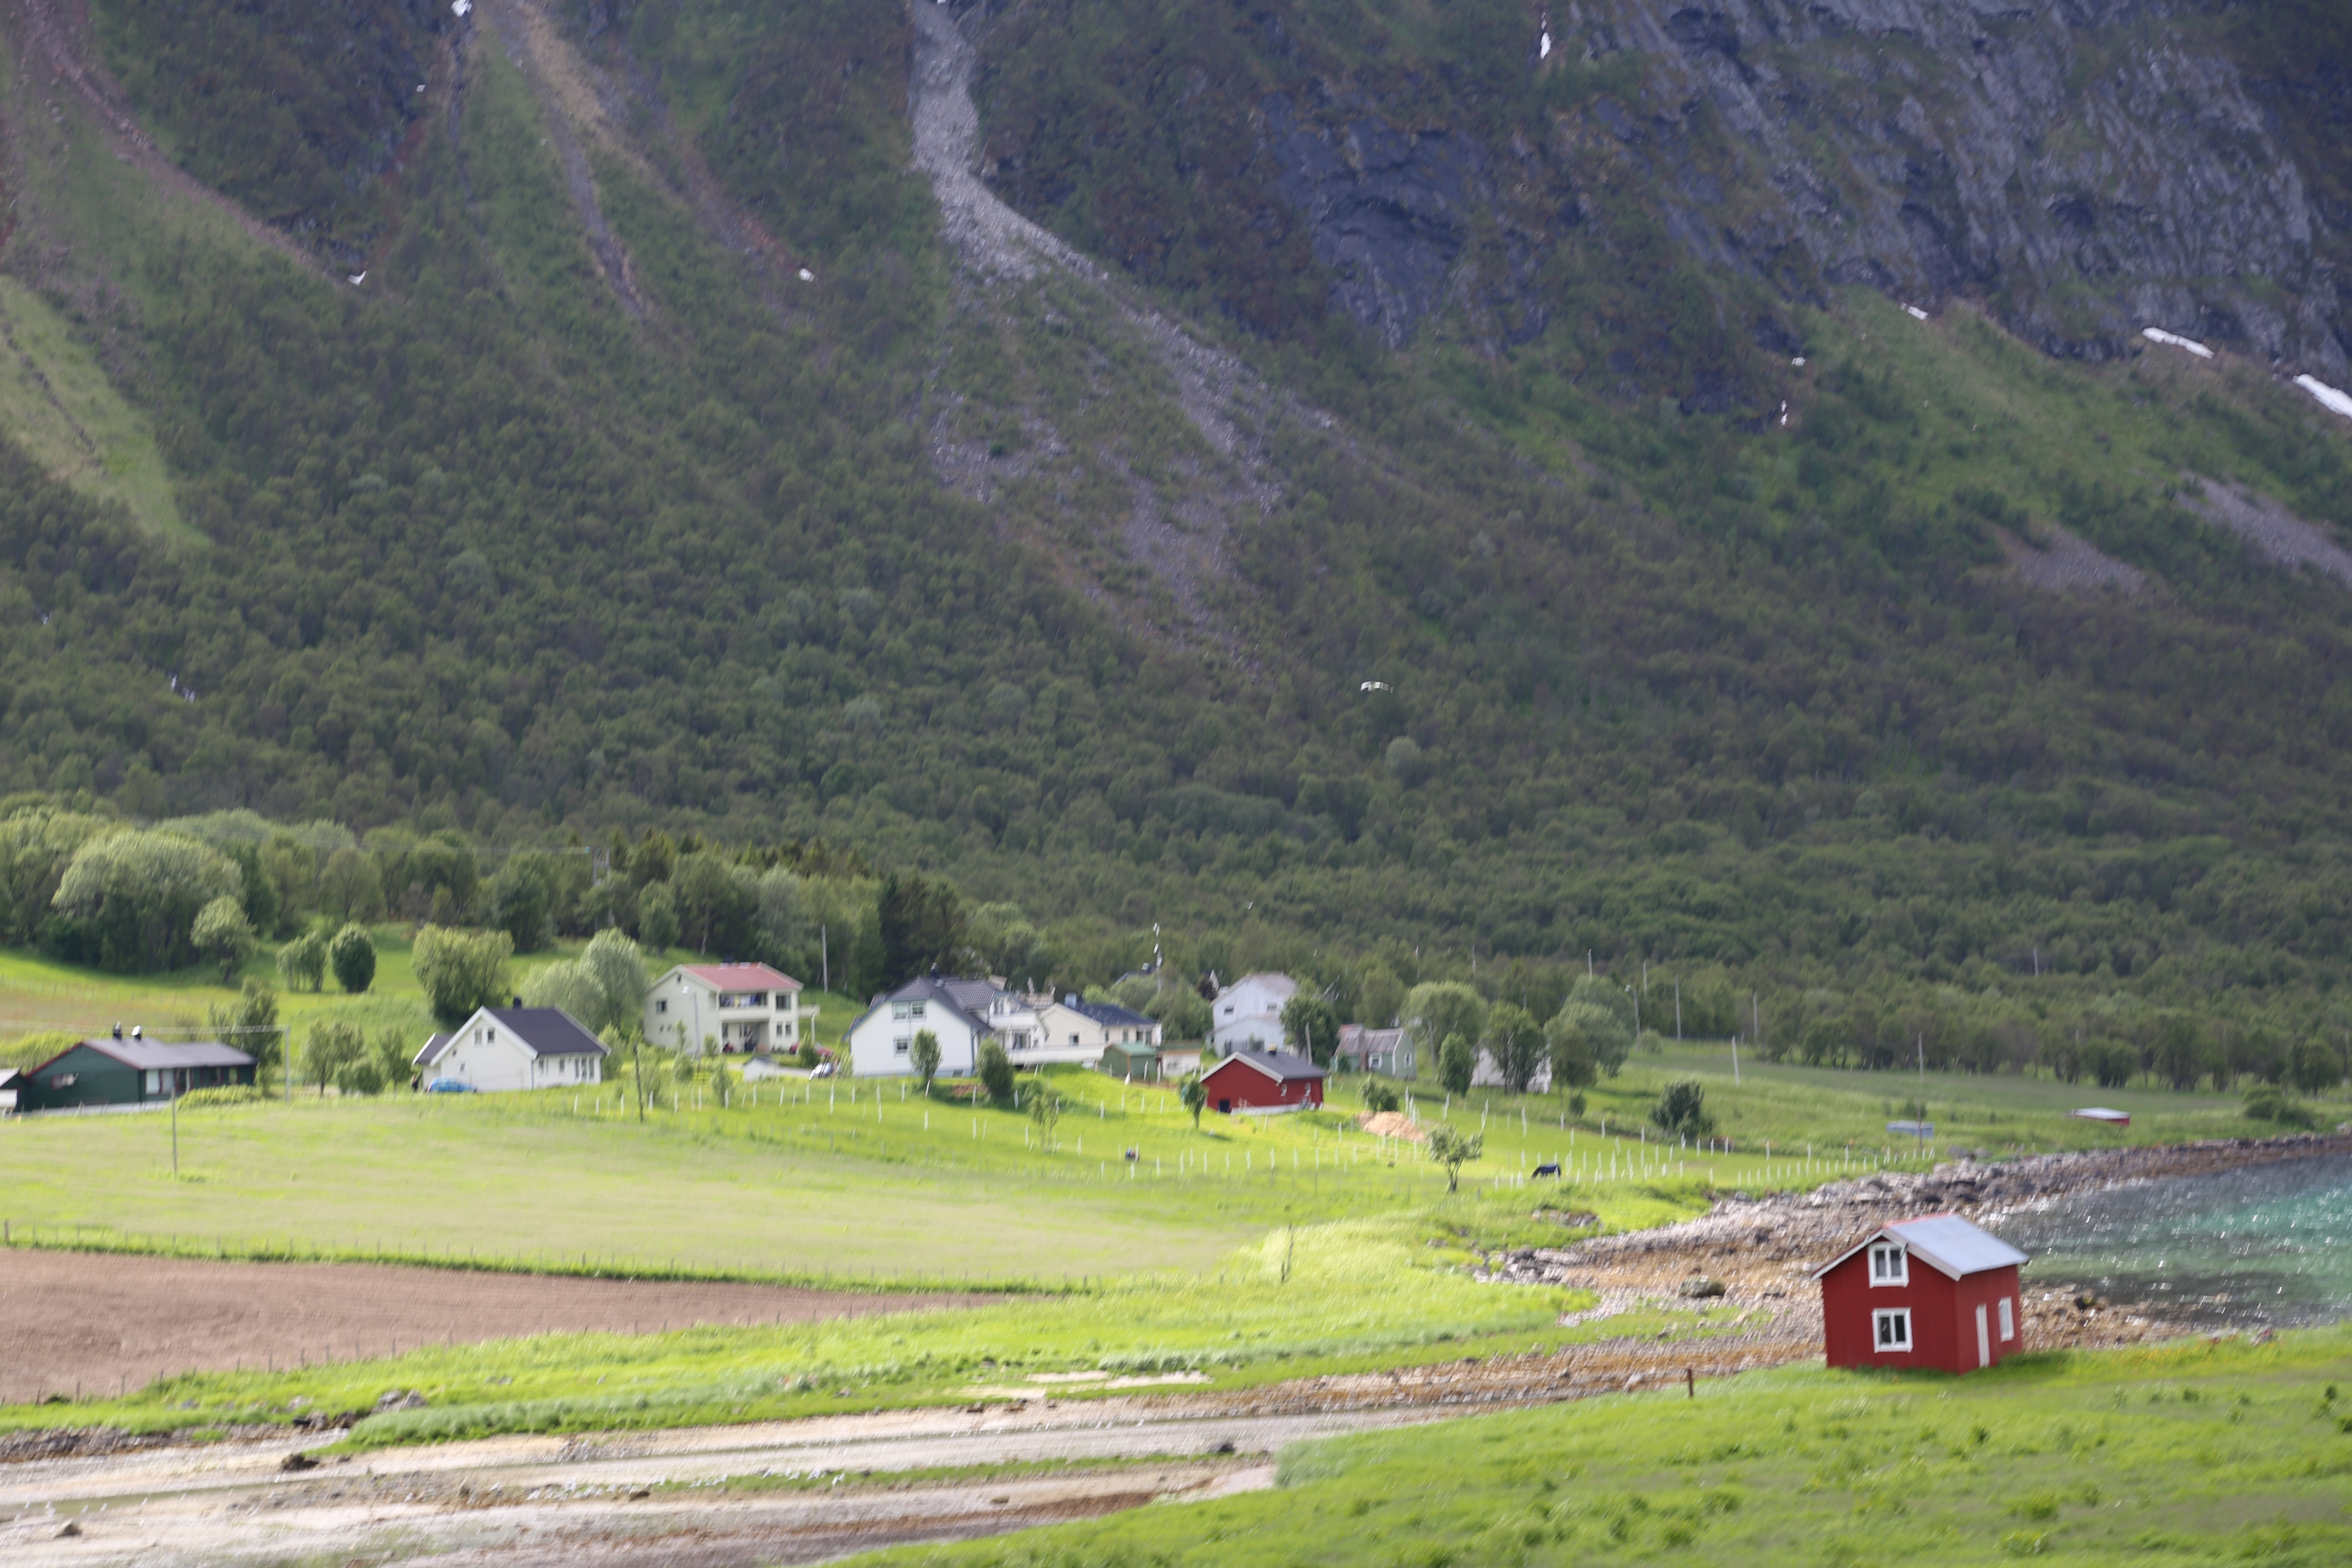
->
[1099,1039,1162,1082]
[16,1028,256,1112]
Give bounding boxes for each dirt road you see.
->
[0,1251,993,1406]
[0,1394,1457,1565]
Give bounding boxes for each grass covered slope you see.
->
[864,1330,2352,1567]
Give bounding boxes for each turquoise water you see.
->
[1994,1154,2352,1330]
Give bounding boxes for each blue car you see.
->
[424,1078,476,1093]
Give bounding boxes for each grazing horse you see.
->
[1532,1161,1561,1178]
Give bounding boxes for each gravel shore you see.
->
[1479,1131,2352,1357]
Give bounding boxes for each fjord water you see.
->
[1996,1154,2352,1329]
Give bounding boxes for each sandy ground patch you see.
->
[0,1252,989,1406]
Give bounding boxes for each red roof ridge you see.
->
[674,962,803,989]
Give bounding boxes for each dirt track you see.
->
[0,1252,990,1406]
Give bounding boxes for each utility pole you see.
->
[821,925,830,994]
[171,1088,178,1177]
[633,1035,647,1123]
[1674,977,1682,1041]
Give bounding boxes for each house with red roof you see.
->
[643,962,810,1056]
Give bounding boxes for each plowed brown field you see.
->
[0,1251,985,1405]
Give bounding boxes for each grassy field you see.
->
[0,1204,1725,1447]
[856,1328,2352,1568]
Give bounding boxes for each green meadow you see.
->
[864,1328,2352,1568]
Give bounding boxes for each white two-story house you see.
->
[643,962,810,1056]
[846,977,992,1077]
[1211,972,1296,1055]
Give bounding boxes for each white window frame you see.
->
[1873,1308,1912,1352]
[1868,1243,1908,1286]
[1999,1297,2015,1342]
[894,1036,911,1056]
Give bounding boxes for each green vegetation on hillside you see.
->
[860,1329,2352,1568]
[0,0,2346,1034]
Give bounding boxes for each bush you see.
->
[276,927,328,992]
[175,1085,270,1109]
[1651,1078,1716,1138]
[2244,1084,2315,1126]
[978,1039,1014,1102]
[334,1054,386,1096]
[302,1019,364,1097]
[1437,1032,1475,1095]
[328,923,377,993]
[48,829,240,971]
[1362,1079,1401,1115]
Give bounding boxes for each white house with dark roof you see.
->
[413,1006,608,1093]
[643,962,809,1056]
[1211,972,1296,1055]
[845,977,992,1078]
[1027,995,1161,1066]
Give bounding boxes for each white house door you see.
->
[1975,1305,1990,1368]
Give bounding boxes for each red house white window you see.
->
[1868,1243,1908,1285]
[1874,1308,1911,1351]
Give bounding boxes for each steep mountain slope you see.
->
[0,0,2349,1011]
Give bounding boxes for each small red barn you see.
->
[1200,1049,1326,1114]
[1813,1214,2028,1375]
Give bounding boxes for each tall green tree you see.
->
[1281,992,1340,1064]
[910,1028,942,1091]
[877,872,965,988]
[302,1019,365,1097]
[1405,982,1487,1077]
[580,928,650,1035]
[193,895,257,982]
[1437,1032,1476,1095]
[1483,1002,1545,1093]
[328,923,376,993]
[413,925,515,1026]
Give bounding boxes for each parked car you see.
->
[424,1077,476,1093]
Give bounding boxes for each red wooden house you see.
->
[1813,1214,2028,1375]
[1200,1048,1326,1114]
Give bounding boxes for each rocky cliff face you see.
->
[1559,0,2350,373]
[971,0,2352,383]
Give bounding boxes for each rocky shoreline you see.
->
[1479,1131,2352,1357]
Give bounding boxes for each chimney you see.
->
[111,1023,122,1040]
[511,995,523,1008]
[132,1025,144,1040]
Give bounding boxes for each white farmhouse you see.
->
[1024,995,1161,1067]
[1211,972,1296,1055]
[413,1007,608,1093]
[643,962,809,1056]
[845,977,992,1078]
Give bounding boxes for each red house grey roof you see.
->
[55,1038,254,1072]
[1811,1213,2027,1282]
[676,963,802,992]
[1206,1049,1326,1083]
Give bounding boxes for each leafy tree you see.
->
[1405,982,1486,1076]
[581,928,650,1035]
[221,840,279,938]
[631,828,678,888]
[1281,992,1340,1063]
[522,958,604,1024]
[317,847,384,923]
[412,925,514,1026]
[302,1019,365,1097]
[1362,1078,1401,1114]
[2286,1036,2342,1095]
[370,1026,413,1091]
[1484,1002,1545,1093]
[673,852,758,955]
[1650,1078,1715,1138]
[205,978,283,1081]
[1567,974,1638,1033]
[276,927,328,992]
[978,1038,1015,1102]
[1437,1031,1476,1095]
[755,866,809,968]
[2084,1037,2138,1089]
[1355,964,1406,1028]
[878,871,965,988]
[2244,1084,2315,1126]
[1027,1084,1063,1148]
[1181,1072,1206,1127]
[328,922,376,994]
[486,856,554,953]
[49,830,240,972]
[1549,998,1632,1078]
[1544,1007,1599,1093]
[193,894,257,982]
[1147,986,1211,1041]
[2154,1014,2210,1090]
[1427,1123,1482,1192]
[910,1028,942,1091]
[637,882,681,952]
